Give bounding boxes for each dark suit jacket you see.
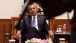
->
[41,0,76,20]
[19,15,50,42]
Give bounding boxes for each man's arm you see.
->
[43,18,50,33]
[16,19,25,40]
[43,18,54,39]
[16,30,21,40]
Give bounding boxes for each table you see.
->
[54,32,71,43]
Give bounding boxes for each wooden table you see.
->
[54,32,71,43]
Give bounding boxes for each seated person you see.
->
[16,3,54,43]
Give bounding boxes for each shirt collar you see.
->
[32,15,37,19]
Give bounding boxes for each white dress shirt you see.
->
[31,15,38,30]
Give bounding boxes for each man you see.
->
[16,3,54,43]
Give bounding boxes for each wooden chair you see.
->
[11,15,55,43]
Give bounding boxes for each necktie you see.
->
[31,16,36,27]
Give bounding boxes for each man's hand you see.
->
[48,30,54,40]
[16,30,21,40]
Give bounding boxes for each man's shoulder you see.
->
[23,15,31,18]
[38,15,45,19]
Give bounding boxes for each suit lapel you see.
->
[28,15,32,25]
[37,15,41,30]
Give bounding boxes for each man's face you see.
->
[28,5,38,16]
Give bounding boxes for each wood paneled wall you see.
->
[0,19,12,43]
[0,19,12,33]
